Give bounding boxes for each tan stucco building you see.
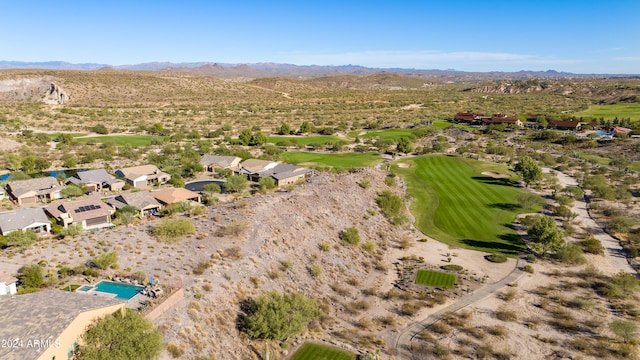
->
[0,290,126,360]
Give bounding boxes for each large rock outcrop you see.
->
[0,76,69,104]
[44,82,69,104]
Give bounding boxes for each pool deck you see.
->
[126,293,150,309]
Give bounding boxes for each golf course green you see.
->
[291,343,356,360]
[394,155,537,256]
[279,152,381,169]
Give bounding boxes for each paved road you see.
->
[394,257,526,359]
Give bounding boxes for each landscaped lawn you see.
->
[267,135,349,146]
[291,343,356,360]
[415,270,456,288]
[75,135,155,146]
[574,103,640,122]
[279,152,381,169]
[393,155,537,256]
[349,128,414,140]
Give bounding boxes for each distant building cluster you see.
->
[0,156,313,236]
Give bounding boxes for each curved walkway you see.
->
[550,169,634,275]
[394,257,526,359]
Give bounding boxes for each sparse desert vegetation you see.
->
[0,69,639,359]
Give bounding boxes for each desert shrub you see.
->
[359,177,371,189]
[440,264,463,272]
[166,343,184,358]
[92,251,118,270]
[340,227,360,245]
[555,244,586,265]
[202,183,221,193]
[222,246,243,260]
[607,217,638,234]
[486,254,507,263]
[152,218,195,243]
[523,265,534,273]
[309,263,322,278]
[318,241,331,251]
[526,254,536,262]
[610,320,639,343]
[498,288,518,302]
[161,202,192,216]
[399,301,424,316]
[495,308,517,322]
[60,223,84,238]
[243,291,322,341]
[611,272,640,293]
[215,220,248,237]
[18,264,44,289]
[563,185,584,200]
[224,174,248,193]
[362,241,375,253]
[131,271,146,283]
[258,176,277,191]
[581,236,604,255]
[384,174,396,187]
[2,229,38,250]
[376,190,407,225]
[193,261,211,275]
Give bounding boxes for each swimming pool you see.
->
[95,281,144,300]
[75,281,144,300]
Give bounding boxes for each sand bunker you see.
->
[397,163,411,168]
[481,171,510,179]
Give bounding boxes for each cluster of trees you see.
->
[243,291,322,341]
[76,310,164,359]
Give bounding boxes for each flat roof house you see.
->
[115,165,171,188]
[0,273,17,296]
[67,169,125,193]
[45,197,114,230]
[5,177,63,205]
[0,207,51,236]
[0,290,126,360]
[106,191,162,217]
[152,188,201,206]
[199,155,242,173]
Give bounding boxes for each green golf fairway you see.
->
[394,155,536,256]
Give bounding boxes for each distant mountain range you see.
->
[0,60,635,80]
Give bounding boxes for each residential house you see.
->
[0,290,126,360]
[5,177,63,205]
[609,126,632,135]
[480,116,522,127]
[257,163,313,187]
[45,196,114,229]
[0,207,51,236]
[115,165,171,188]
[152,188,201,206]
[239,159,279,182]
[548,120,582,131]
[106,191,162,217]
[454,112,479,124]
[0,273,17,296]
[67,169,125,193]
[199,155,242,173]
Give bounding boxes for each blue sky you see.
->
[2,1,639,73]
